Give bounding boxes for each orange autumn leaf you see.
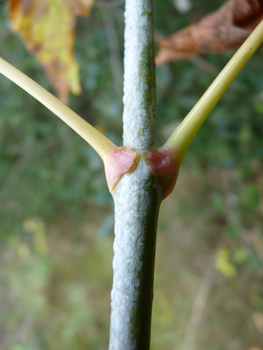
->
[156,0,263,65]
[8,0,94,103]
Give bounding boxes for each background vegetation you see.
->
[0,0,263,349]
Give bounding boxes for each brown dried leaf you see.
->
[156,0,263,65]
[8,0,94,103]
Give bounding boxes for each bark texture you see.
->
[122,0,156,150]
[109,157,161,350]
[108,0,161,349]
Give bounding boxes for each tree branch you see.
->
[109,1,161,349]
[122,0,156,150]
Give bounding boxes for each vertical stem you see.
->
[122,0,156,150]
[109,1,160,349]
[110,160,161,350]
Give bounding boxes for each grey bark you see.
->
[108,1,161,349]
[122,0,156,150]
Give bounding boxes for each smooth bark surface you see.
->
[109,0,160,349]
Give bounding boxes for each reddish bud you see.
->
[104,146,138,193]
[146,147,180,199]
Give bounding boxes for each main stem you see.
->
[108,1,161,349]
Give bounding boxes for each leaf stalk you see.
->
[165,20,263,164]
[0,57,115,159]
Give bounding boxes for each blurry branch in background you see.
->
[187,56,217,75]
[101,7,123,105]
[180,259,215,350]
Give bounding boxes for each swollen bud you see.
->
[146,147,180,199]
[104,146,139,193]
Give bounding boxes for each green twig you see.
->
[165,20,263,164]
[0,57,116,159]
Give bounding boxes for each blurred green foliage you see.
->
[0,0,263,349]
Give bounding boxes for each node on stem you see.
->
[146,147,180,199]
[104,146,139,193]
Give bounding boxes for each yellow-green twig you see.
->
[165,20,263,163]
[0,57,116,159]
